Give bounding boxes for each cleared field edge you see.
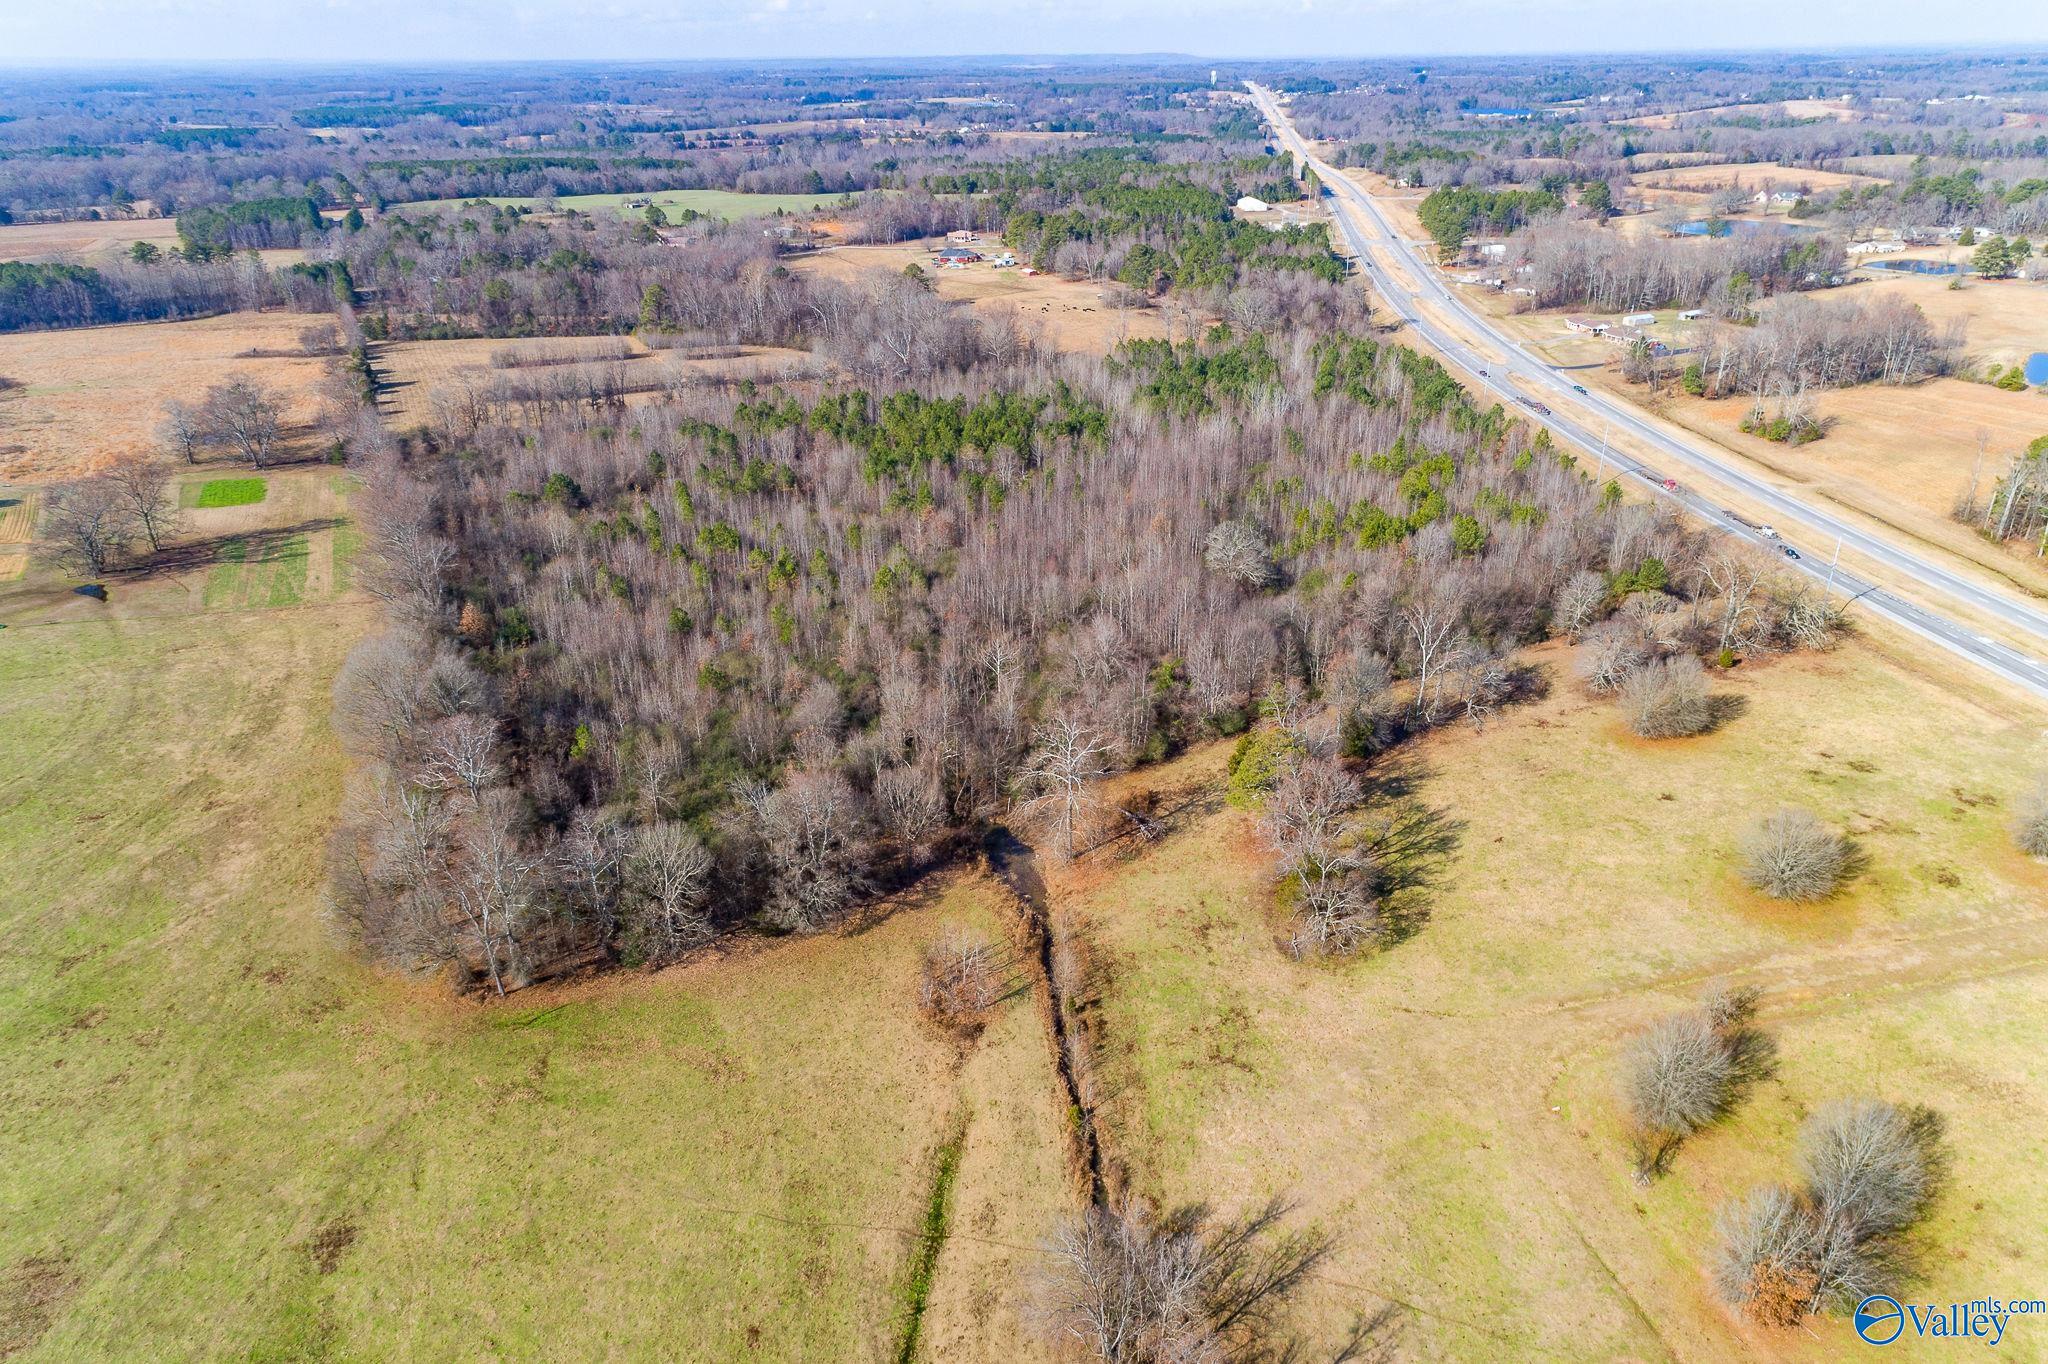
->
[1050,634,2048,1362]
[0,491,35,582]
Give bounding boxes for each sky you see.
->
[5,0,2046,64]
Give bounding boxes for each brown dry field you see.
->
[0,216,182,267]
[1825,269,2048,374]
[0,311,333,484]
[1615,99,1863,130]
[374,335,816,427]
[1629,162,1887,195]
[793,241,1182,354]
[0,486,35,581]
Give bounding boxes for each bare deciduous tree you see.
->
[736,767,871,932]
[1577,619,1649,694]
[419,714,503,807]
[1552,570,1608,640]
[40,476,135,579]
[200,377,286,468]
[624,821,714,961]
[1713,1185,1823,1328]
[1738,808,1850,901]
[917,925,1001,1032]
[361,518,454,625]
[1713,1100,1947,1325]
[1799,1100,1948,1247]
[2013,777,2048,859]
[1203,519,1279,590]
[101,454,180,553]
[1028,1197,1393,1364]
[555,807,625,938]
[1016,715,1116,861]
[158,399,210,465]
[1696,546,1771,653]
[448,792,542,996]
[1262,754,1381,957]
[1623,986,1775,1181]
[1401,585,1468,723]
[1619,654,1713,738]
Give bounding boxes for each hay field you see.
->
[0,312,332,484]
[387,189,847,220]
[0,216,183,267]
[0,505,1072,1359]
[796,242,1179,355]
[1615,99,1863,130]
[0,489,35,582]
[1051,637,2048,1362]
[376,336,815,427]
[1629,162,1888,196]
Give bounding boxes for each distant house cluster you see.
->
[930,233,1017,269]
[1564,310,1701,353]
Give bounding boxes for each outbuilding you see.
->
[1235,196,1271,213]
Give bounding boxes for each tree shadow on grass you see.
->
[122,518,345,579]
[1703,691,1751,734]
[1364,799,1467,946]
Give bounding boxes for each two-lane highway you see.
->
[1247,83,2048,700]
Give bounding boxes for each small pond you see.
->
[1863,258,1966,276]
[1673,218,1816,238]
[2026,353,2048,387]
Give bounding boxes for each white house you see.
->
[1235,196,1271,213]
[1678,308,1706,321]
[1845,240,1904,256]
[1622,312,1657,326]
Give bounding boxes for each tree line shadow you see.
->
[122,517,345,580]
[1357,756,1468,948]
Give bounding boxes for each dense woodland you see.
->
[320,218,1831,991]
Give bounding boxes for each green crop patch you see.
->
[187,478,269,509]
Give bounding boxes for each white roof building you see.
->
[1235,196,1271,213]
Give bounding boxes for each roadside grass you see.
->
[185,476,268,509]
[1060,638,2048,1362]
[0,608,1068,1361]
